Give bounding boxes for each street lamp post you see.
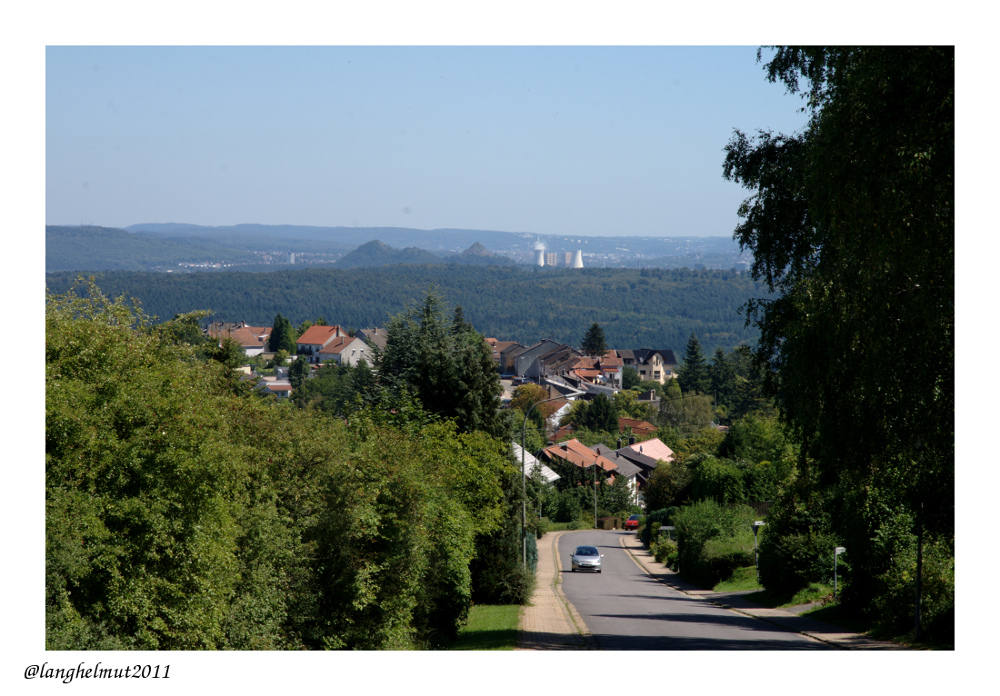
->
[751,521,765,584]
[834,546,846,602]
[592,459,598,530]
[520,388,584,567]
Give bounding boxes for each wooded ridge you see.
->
[45,265,770,355]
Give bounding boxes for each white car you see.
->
[570,545,603,573]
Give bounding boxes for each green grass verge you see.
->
[712,565,764,592]
[441,604,522,650]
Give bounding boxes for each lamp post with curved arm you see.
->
[520,388,584,567]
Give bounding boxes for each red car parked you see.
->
[624,514,640,531]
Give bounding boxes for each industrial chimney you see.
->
[533,238,546,267]
[571,249,584,268]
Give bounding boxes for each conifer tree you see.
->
[581,322,607,356]
[268,313,296,354]
[678,333,709,395]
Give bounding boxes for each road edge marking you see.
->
[550,531,595,645]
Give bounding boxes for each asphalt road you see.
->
[558,530,831,650]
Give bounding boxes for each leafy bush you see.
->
[45,281,521,650]
[704,536,756,586]
[758,530,843,596]
[752,474,840,598]
[672,501,755,587]
[690,456,745,504]
[640,507,679,545]
[546,488,583,523]
[871,533,954,644]
[653,539,678,567]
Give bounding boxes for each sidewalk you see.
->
[517,531,595,650]
[619,533,904,650]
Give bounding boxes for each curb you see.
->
[619,534,902,650]
[517,531,596,650]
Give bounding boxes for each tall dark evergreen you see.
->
[678,333,710,395]
[581,322,607,356]
[378,292,510,441]
[288,355,309,390]
[268,313,296,353]
[579,393,617,433]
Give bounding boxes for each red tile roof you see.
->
[296,325,345,346]
[541,438,618,473]
[619,417,657,436]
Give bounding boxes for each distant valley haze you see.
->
[46,222,750,274]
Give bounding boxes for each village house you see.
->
[296,325,348,364]
[317,335,372,367]
[538,438,619,485]
[632,349,680,384]
[356,327,389,352]
[205,321,272,356]
[590,443,642,505]
[486,338,523,370]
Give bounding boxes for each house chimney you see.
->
[629,436,636,446]
[617,438,622,450]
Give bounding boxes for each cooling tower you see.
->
[571,250,584,268]
[533,237,546,266]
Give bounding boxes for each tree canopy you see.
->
[45,280,519,649]
[377,291,511,441]
[268,313,297,353]
[581,322,607,356]
[723,46,953,631]
[677,333,709,395]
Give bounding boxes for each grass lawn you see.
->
[441,604,522,650]
[713,565,764,593]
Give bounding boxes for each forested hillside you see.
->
[46,225,258,272]
[45,265,769,354]
[334,240,444,268]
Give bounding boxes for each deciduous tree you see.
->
[723,46,953,633]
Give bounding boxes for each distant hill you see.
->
[448,242,516,266]
[45,225,256,272]
[123,222,748,268]
[333,240,445,269]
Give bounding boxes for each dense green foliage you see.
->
[581,322,607,356]
[46,281,519,649]
[268,313,297,353]
[45,265,769,355]
[677,333,709,395]
[723,46,953,640]
[672,501,757,588]
[377,292,511,441]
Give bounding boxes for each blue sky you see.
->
[46,45,811,237]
